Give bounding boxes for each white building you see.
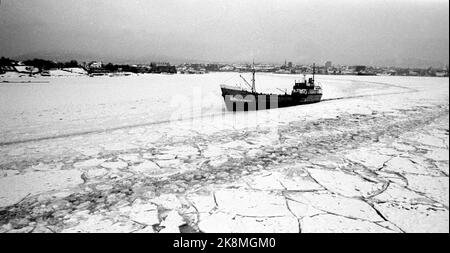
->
[89,61,103,69]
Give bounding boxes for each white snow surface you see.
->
[0,73,447,144]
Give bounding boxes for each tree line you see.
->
[0,57,80,70]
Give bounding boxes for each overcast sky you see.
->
[0,0,448,66]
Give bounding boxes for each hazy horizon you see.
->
[0,0,448,67]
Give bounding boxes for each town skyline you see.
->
[5,51,449,69]
[2,55,448,77]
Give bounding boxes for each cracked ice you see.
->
[0,74,448,233]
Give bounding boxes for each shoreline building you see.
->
[150,62,176,74]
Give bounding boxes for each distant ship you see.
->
[220,63,322,111]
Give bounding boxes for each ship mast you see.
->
[251,59,256,93]
[312,63,315,83]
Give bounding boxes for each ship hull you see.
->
[221,86,322,111]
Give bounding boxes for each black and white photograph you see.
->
[0,0,448,237]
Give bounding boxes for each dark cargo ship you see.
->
[221,64,322,111]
